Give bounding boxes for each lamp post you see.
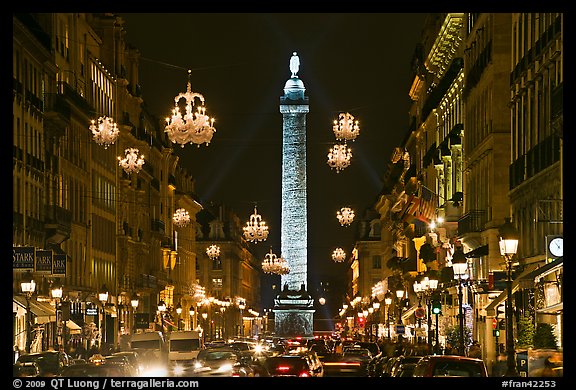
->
[452,246,469,356]
[238,301,245,338]
[395,289,404,341]
[157,300,167,334]
[384,291,393,341]
[21,271,36,353]
[51,281,63,350]
[499,217,519,377]
[219,306,226,340]
[201,312,208,343]
[98,285,109,349]
[176,303,182,331]
[413,280,424,338]
[372,298,380,341]
[189,307,195,331]
[130,296,139,334]
[420,276,438,351]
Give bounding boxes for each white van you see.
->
[129,331,168,375]
[167,330,203,374]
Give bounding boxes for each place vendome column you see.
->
[274,52,314,338]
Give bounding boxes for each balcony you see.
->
[458,210,487,235]
[43,93,71,134]
[151,219,165,234]
[44,205,72,244]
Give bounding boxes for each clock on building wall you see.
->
[546,236,563,258]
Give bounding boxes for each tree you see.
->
[445,324,472,351]
[533,323,557,349]
[517,313,535,348]
[419,243,437,264]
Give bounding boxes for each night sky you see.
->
[120,13,429,314]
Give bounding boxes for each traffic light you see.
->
[493,329,500,337]
[431,300,442,315]
[358,316,365,327]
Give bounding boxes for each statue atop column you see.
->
[290,52,300,78]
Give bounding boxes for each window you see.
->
[372,255,382,269]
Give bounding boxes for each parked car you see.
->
[16,351,70,377]
[13,362,40,377]
[191,347,259,377]
[264,351,324,377]
[412,355,488,377]
[322,346,372,377]
[394,361,418,377]
[60,362,127,377]
[111,351,142,375]
[388,355,424,377]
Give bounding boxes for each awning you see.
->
[465,244,489,258]
[484,262,540,316]
[401,304,419,321]
[536,302,563,314]
[13,296,56,323]
[518,257,563,289]
[66,319,82,334]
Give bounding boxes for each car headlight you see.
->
[141,365,168,377]
[217,363,233,373]
[173,364,186,376]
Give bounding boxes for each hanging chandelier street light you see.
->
[90,116,119,149]
[333,112,360,142]
[332,247,346,262]
[118,148,145,174]
[173,208,191,228]
[262,248,289,275]
[165,70,216,148]
[206,244,221,260]
[327,143,352,172]
[337,207,355,226]
[243,206,269,242]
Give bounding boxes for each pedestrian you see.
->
[468,341,482,358]
[540,357,558,377]
[492,353,507,377]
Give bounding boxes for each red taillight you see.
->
[277,366,291,371]
[299,371,310,377]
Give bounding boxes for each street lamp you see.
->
[158,300,166,333]
[201,312,208,343]
[131,296,139,334]
[424,276,439,351]
[176,303,182,331]
[21,271,36,353]
[372,298,380,341]
[219,306,226,339]
[51,281,63,350]
[452,246,469,356]
[189,307,195,331]
[499,217,519,377]
[99,284,109,348]
[384,291,393,340]
[238,301,246,337]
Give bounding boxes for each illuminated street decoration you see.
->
[327,143,352,172]
[243,206,269,242]
[165,70,216,148]
[206,244,221,260]
[173,208,191,228]
[332,247,346,263]
[262,248,290,275]
[333,112,360,142]
[90,116,119,149]
[337,207,355,226]
[117,148,145,174]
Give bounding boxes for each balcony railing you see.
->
[458,210,487,235]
